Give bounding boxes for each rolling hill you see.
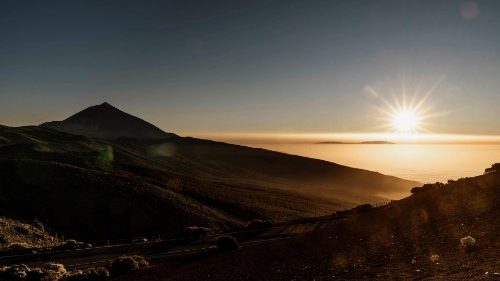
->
[121,167,500,281]
[0,103,418,242]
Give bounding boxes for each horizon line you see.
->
[182,132,500,145]
[2,122,500,144]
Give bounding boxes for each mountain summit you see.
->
[41,102,175,139]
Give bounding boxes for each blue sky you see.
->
[1,0,499,136]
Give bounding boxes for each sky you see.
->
[1,0,500,139]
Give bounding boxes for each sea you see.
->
[247,143,500,183]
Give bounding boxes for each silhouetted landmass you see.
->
[360,141,395,144]
[120,167,500,281]
[0,103,416,242]
[317,141,395,144]
[40,102,176,140]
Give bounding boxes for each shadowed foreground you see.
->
[119,169,500,281]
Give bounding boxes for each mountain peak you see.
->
[96,102,120,110]
[40,103,176,140]
[98,101,113,107]
[63,102,124,123]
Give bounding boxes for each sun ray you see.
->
[366,77,446,135]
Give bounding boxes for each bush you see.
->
[7,242,31,251]
[110,255,148,276]
[245,219,273,229]
[56,240,91,251]
[0,264,29,281]
[65,240,78,247]
[59,240,79,250]
[1,242,34,255]
[216,236,239,251]
[460,236,477,252]
[62,267,110,281]
[183,226,211,238]
[43,262,67,280]
[0,264,110,281]
[0,234,7,245]
[110,256,138,276]
[411,183,440,195]
[430,254,440,263]
[334,210,351,217]
[352,204,373,213]
[0,264,57,281]
[0,263,76,281]
[133,255,149,269]
[14,225,31,235]
[25,268,49,281]
[484,163,500,174]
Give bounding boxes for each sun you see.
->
[365,79,445,135]
[392,110,420,132]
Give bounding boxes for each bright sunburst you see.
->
[365,78,446,134]
[391,109,420,132]
[376,94,433,134]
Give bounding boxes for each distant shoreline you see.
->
[316,141,395,145]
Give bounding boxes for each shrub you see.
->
[183,226,211,238]
[410,186,422,194]
[352,204,373,213]
[484,163,500,174]
[25,268,49,281]
[14,225,31,235]
[245,219,273,229]
[460,236,477,252]
[43,262,67,280]
[0,264,29,281]
[110,256,137,276]
[60,240,79,250]
[216,236,239,251]
[7,242,31,251]
[56,240,91,251]
[110,255,148,277]
[0,263,96,281]
[33,220,45,233]
[411,183,440,195]
[0,234,7,245]
[2,242,34,255]
[334,210,351,217]
[132,255,149,269]
[430,254,440,263]
[62,267,110,281]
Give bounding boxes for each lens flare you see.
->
[365,77,447,135]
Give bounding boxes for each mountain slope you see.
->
[121,169,500,281]
[0,104,418,242]
[40,102,175,140]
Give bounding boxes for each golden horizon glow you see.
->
[178,77,497,145]
[183,132,500,145]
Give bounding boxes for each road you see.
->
[0,215,342,269]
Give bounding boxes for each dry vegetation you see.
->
[0,217,62,251]
[0,125,416,242]
[118,168,500,281]
[0,255,148,281]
